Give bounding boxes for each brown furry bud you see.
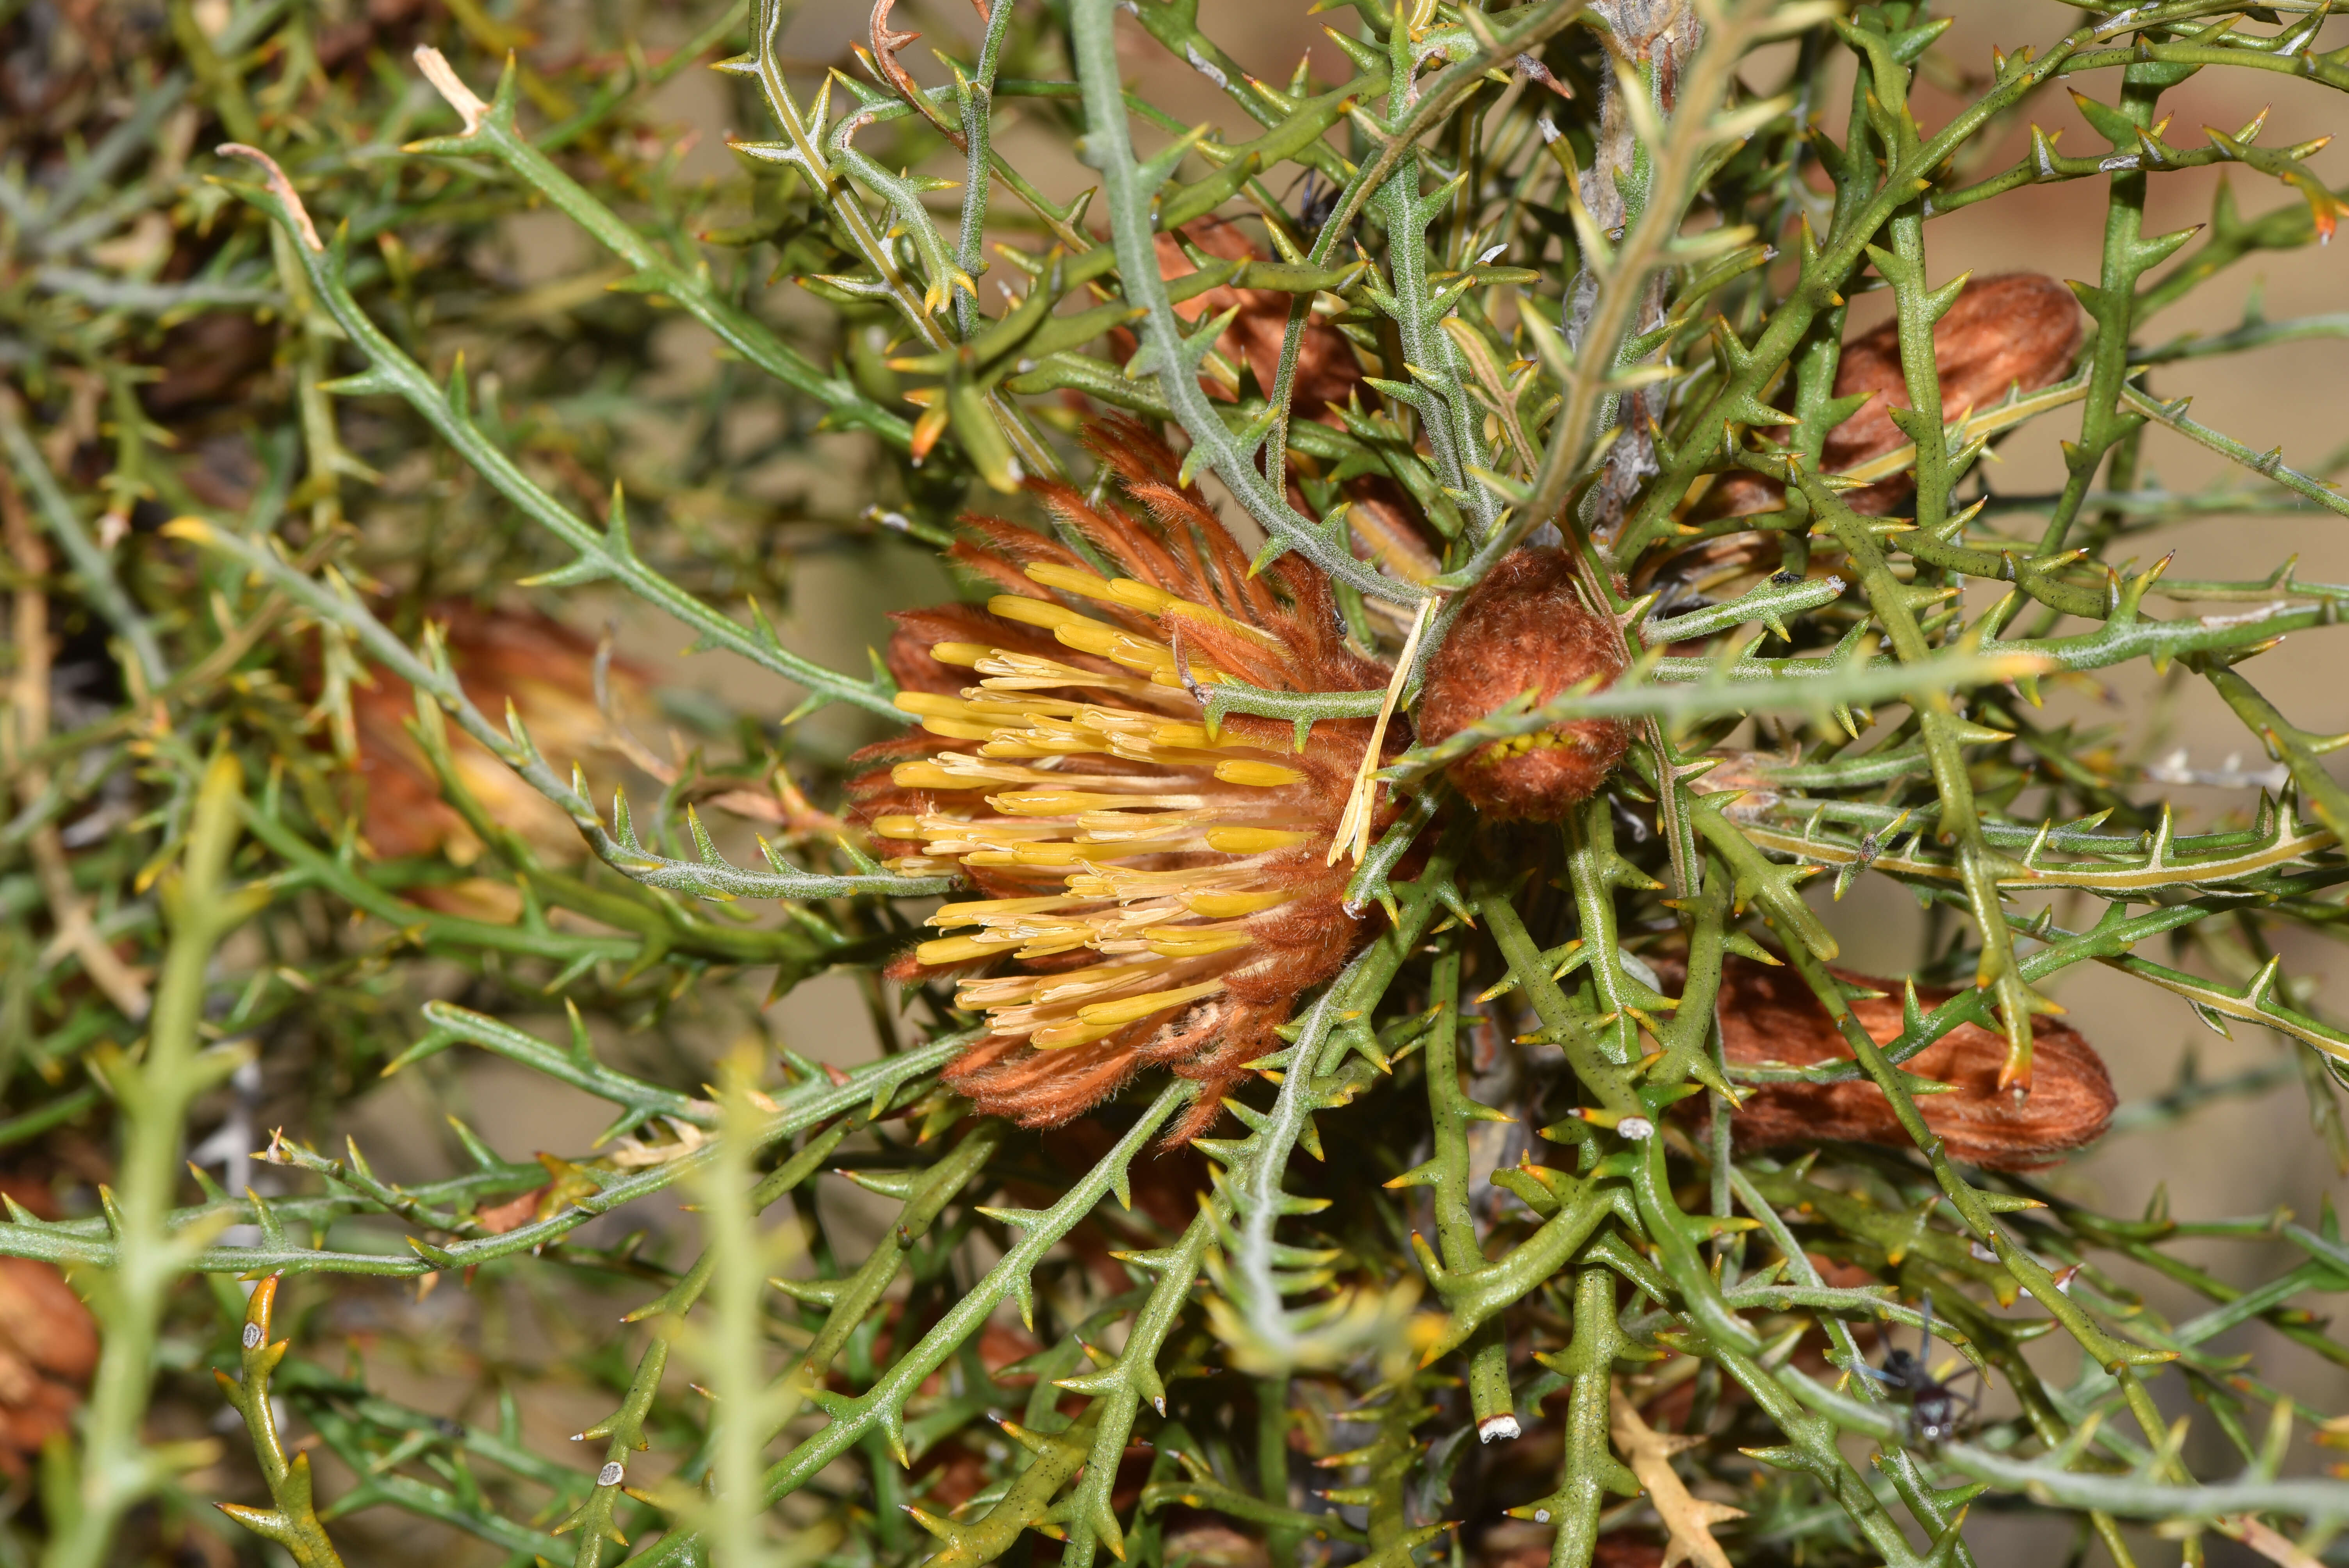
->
[1416,547,1631,820]
[1825,272,2084,515]
[1699,272,2083,522]
[1711,955,2114,1170]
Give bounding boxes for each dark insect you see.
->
[1855,1294,1980,1446]
[1288,168,1341,236]
[1769,569,1804,586]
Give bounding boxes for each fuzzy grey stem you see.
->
[1570,1,1703,544]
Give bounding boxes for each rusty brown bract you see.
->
[1150,219,1367,424]
[1710,955,2116,1170]
[1415,547,1634,821]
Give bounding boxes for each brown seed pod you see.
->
[1415,547,1632,821]
[1701,272,2084,521]
[1709,955,2114,1170]
[1825,272,2085,514]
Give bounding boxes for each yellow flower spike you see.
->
[1009,844,1104,867]
[980,739,1087,760]
[986,594,1113,633]
[929,641,991,667]
[1048,621,1180,674]
[972,650,1166,697]
[1012,935,1099,960]
[1146,930,1253,958]
[918,716,1009,742]
[1205,826,1311,853]
[990,790,1206,815]
[891,691,978,718]
[889,761,995,790]
[1029,1017,1135,1050]
[1074,807,1214,830]
[1183,889,1292,918]
[1021,561,1115,597]
[1104,578,1177,616]
[956,973,1044,1005]
[1214,760,1307,788]
[1021,561,1182,615]
[1162,598,1285,654]
[1033,962,1178,1005]
[1076,979,1228,1028]
[931,892,1091,921]
[915,933,1023,965]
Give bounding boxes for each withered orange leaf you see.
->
[350,602,645,870]
[0,1185,96,1480]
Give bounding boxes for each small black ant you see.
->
[1287,168,1342,237]
[1853,1293,1980,1447]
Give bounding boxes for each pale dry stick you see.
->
[1329,595,1433,867]
[1609,1381,1744,1568]
[2217,1516,2326,1568]
[1,472,150,1018]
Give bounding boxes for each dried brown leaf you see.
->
[1609,1382,1745,1568]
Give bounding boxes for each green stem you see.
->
[628,1080,1192,1567]
[210,147,904,721]
[175,519,950,902]
[0,398,168,690]
[46,754,261,1568]
[215,1279,347,1567]
[1418,950,1517,1435]
[410,47,907,449]
[1067,0,1426,606]
[2034,65,2166,558]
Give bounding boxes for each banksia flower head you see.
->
[856,419,1403,1141]
[1415,546,1632,821]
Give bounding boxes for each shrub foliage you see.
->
[7,0,2349,1564]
